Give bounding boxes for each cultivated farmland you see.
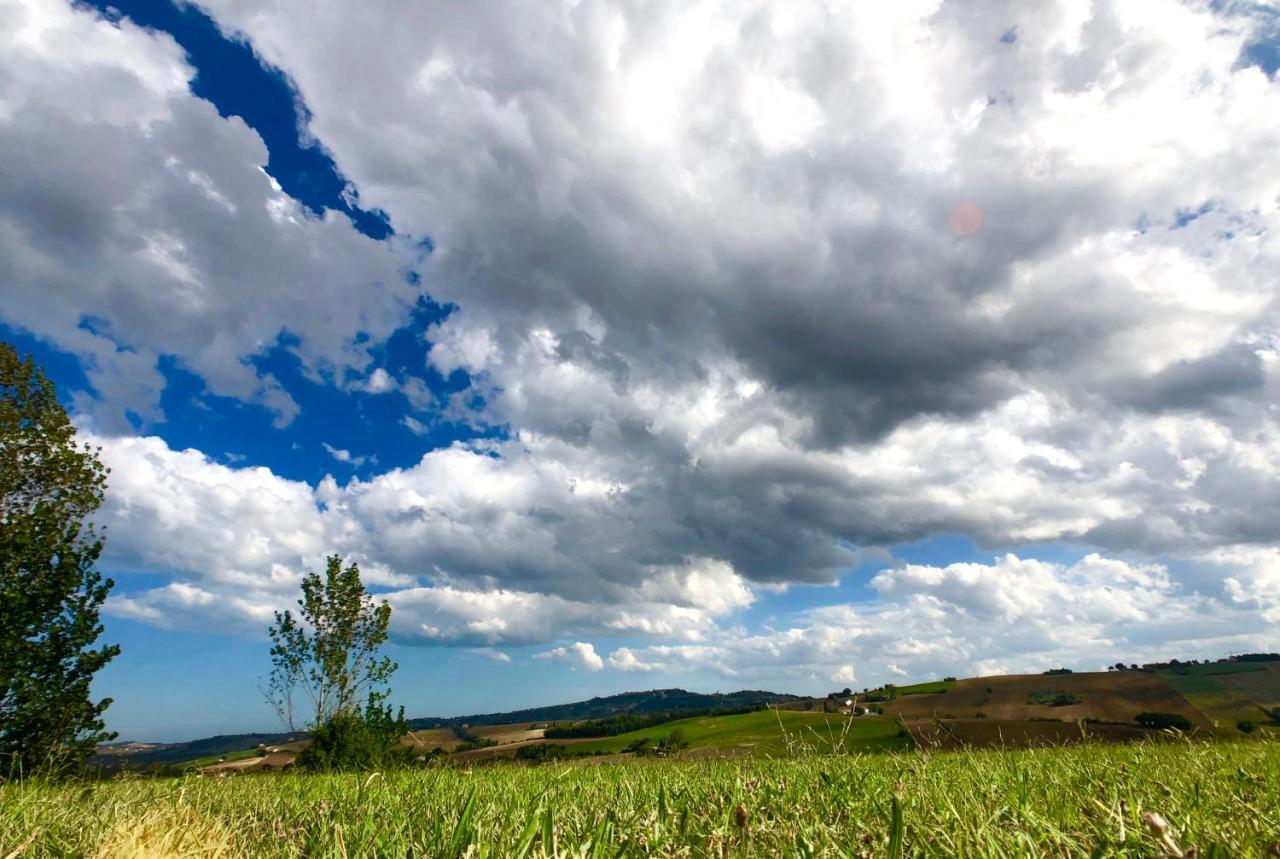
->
[874,670,1211,729]
[1157,661,1280,734]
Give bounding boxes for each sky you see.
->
[2,0,1280,742]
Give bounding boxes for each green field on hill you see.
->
[4,739,1277,857]
[1157,662,1280,733]
[561,709,908,756]
[892,678,956,696]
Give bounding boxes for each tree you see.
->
[0,345,119,777]
[266,555,406,770]
[266,555,399,731]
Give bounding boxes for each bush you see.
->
[1135,712,1195,731]
[296,706,409,772]
[1236,720,1257,734]
[450,724,498,752]
[624,737,654,755]
[1028,691,1081,707]
[1270,707,1280,725]
[515,743,570,763]
[658,728,690,752]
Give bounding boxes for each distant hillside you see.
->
[407,688,804,729]
[92,732,305,771]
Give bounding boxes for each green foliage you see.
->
[0,345,119,778]
[265,555,398,731]
[1135,712,1195,731]
[1235,720,1256,734]
[625,728,690,757]
[514,742,573,763]
[295,706,410,772]
[1028,691,1082,707]
[1270,707,1280,724]
[7,740,1279,856]
[661,728,689,751]
[265,555,404,771]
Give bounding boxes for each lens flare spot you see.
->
[949,203,983,235]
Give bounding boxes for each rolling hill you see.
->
[104,655,1280,772]
[405,688,805,729]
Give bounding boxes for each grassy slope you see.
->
[561,709,908,756]
[1158,662,1280,732]
[6,740,1278,857]
[892,679,957,696]
[174,747,261,771]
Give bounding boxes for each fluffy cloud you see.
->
[537,642,604,672]
[607,647,662,673]
[92,433,755,644]
[95,429,1280,681]
[609,553,1277,688]
[0,0,423,429]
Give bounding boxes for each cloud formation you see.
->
[5,0,1280,684]
[537,642,604,672]
[0,0,423,429]
[605,553,1278,689]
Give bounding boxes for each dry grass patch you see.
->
[92,804,239,859]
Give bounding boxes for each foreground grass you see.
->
[3,739,1277,857]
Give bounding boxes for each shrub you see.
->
[1135,712,1194,731]
[1236,720,1257,734]
[659,728,690,752]
[515,743,570,763]
[296,707,410,772]
[450,724,498,752]
[1028,691,1081,707]
[1269,707,1280,725]
[624,737,654,755]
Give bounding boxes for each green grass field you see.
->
[1158,663,1279,733]
[562,709,908,756]
[892,679,956,696]
[3,739,1277,857]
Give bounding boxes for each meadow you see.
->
[3,738,1277,857]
